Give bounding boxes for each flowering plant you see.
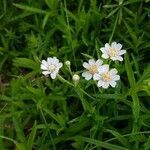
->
[41,42,126,89]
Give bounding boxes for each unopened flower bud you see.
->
[72,74,80,82]
[65,60,71,66]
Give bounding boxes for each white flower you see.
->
[41,57,63,79]
[93,64,120,89]
[82,59,103,80]
[100,42,126,61]
[72,74,80,81]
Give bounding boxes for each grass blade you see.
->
[75,136,129,150]
[105,129,130,147]
[13,3,47,14]
[125,53,140,123]
[27,121,37,150]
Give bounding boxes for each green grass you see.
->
[0,0,150,149]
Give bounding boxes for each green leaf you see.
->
[137,67,150,85]
[124,20,137,42]
[123,7,135,18]
[66,115,89,134]
[14,58,39,70]
[125,53,140,123]
[45,0,58,10]
[103,4,118,8]
[125,53,136,88]
[106,129,130,147]
[81,53,94,59]
[13,3,47,14]
[74,85,91,111]
[144,136,150,150]
[26,86,44,97]
[42,13,51,29]
[43,108,65,127]
[12,114,26,144]
[124,0,143,5]
[74,136,129,150]
[16,143,26,150]
[106,8,118,18]
[27,121,37,150]
[94,94,125,100]
[10,12,33,21]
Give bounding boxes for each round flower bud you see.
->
[72,74,80,82]
[65,60,71,66]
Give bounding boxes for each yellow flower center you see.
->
[101,72,111,82]
[109,48,118,57]
[88,64,98,74]
[48,65,56,72]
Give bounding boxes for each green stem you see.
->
[109,12,119,44]
[57,74,74,87]
[40,109,56,150]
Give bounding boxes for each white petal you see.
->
[98,64,109,73]
[105,43,110,50]
[119,50,126,55]
[56,62,63,68]
[93,73,100,80]
[110,56,117,61]
[53,57,59,64]
[53,68,59,74]
[42,71,50,75]
[85,74,92,80]
[83,62,90,68]
[50,72,57,79]
[113,75,120,81]
[41,64,48,70]
[89,59,95,65]
[47,57,53,65]
[100,47,106,53]
[96,59,103,67]
[42,60,48,68]
[109,81,116,87]
[111,42,117,48]
[96,59,103,66]
[116,43,122,50]
[102,82,109,89]
[102,53,109,59]
[97,80,105,87]
[117,56,123,61]
[82,72,92,80]
[110,68,118,75]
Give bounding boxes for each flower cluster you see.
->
[82,42,126,88]
[41,42,126,89]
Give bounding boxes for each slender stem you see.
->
[40,109,56,150]
[105,131,150,143]
[109,12,119,44]
[0,103,7,113]
[0,135,17,144]
[57,74,74,87]
[64,0,77,69]
[67,65,73,76]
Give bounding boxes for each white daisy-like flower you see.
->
[93,64,120,89]
[41,57,63,79]
[82,59,103,80]
[100,42,126,61]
